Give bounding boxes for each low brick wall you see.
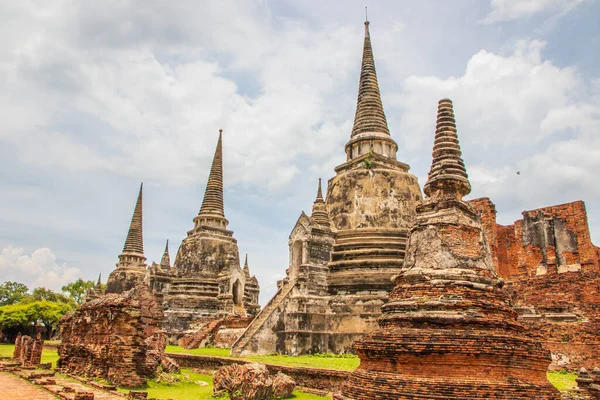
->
[166,353,350,393]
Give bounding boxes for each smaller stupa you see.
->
[106,183,147,294]
[336,99,559,399]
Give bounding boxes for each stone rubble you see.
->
[213,362,296,400]
[57,283,179,387]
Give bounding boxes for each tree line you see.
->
[0,279,103,341]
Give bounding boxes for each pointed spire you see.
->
[160,240,171,268]
[199,130,225,217]
[423,99,471,200]
[311,178,330,228]
[243,254,250,276]
[351,19,390,138]
[122,183,144,255]
[316,178,324,202]
[96,273,102,288]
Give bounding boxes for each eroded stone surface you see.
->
[577,368,600,399]
[57,284,177,387]
[12,329,43,367]
[213,363,296,400]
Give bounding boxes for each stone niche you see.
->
[57,283,177,387]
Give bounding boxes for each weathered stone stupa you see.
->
[106,183,147,294]
[153,131,260,341]
[147,240,173,300]
[336,99,559,399]
[232,20,422,356]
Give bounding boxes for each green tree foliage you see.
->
[0,281,29,306]
[61,278,97,305]
[0,281,81,338]
[0,302,30,328]
[32,287,74,305]
[0,300,75,338]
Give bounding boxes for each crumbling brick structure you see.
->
[12,328,44,367]
[469,198,600,370]
[577,367,600,399]
[57,283,177,387]
[336,99,559,399]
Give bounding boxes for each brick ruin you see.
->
[469,198,600,370]
[231,20,422,356]
[103,131,260,344]
[577,367,600,399]
[336,98,559,399]
[57,283,178,387]
[12,329,44,367]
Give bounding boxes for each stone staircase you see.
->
[179,318,225,349]
[231,278,297,356]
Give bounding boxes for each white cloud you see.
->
[396,38,600,230]
[0,0,358,190]
[393,40,581,151]
[481,0,588,23]
[0,246,81,291]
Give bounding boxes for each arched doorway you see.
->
[232,279,243,305]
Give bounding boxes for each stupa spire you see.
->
[423,99,471,200]
[160,240,170,268]
[316,178,324,201]
[199,130,225,217]
[243,254,250,276]
[193,130,229,232]
[351,19,390,138]
[96,273,102,288]
[122,182,144,256]
[311,178,330,228]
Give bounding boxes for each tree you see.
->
[61,279,97,305]
[28,300,75,337]
[0,282,29,306]
[0,300,76,339]
[32,287,74,306]
[0,302,31,328]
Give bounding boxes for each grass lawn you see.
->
[165,345,360,371]
[1,343,578,397]
[118,368,330,400]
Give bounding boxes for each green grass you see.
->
[547,370,577,392]
[166,345,230,357]
[244,353,360,371]
[0,343,59,368]
[2,343,578,398]
[118,368,329,399]
[165,345,360,371]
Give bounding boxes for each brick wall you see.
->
[469,198,600,370]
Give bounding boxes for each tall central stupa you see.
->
[232,19,423,356]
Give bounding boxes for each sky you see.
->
[0,0,599,305]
